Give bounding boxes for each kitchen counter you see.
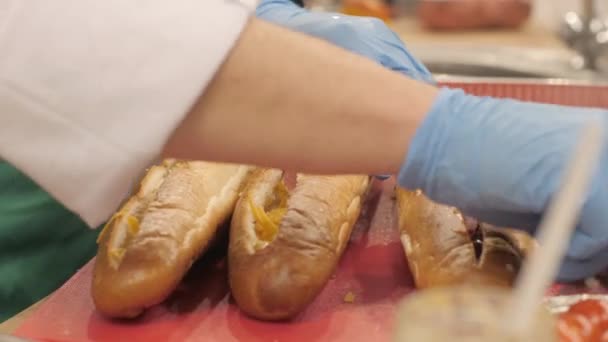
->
[390,17,568,50]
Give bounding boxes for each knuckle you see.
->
[331,19,361,36]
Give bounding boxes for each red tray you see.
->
[14,81,608,342]
[439,78,608,108]
[16,180,416,342]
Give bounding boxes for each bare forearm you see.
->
[163,18,438,175]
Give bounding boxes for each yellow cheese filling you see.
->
[249,180,289,243]
[108,248,126,268]
[97,213,140,243]
[97,211,142,268]
[126,215,140,236]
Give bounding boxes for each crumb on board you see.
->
[344,291,356,303]
[390,188,397,200]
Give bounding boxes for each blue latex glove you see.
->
[399,88,608,282]
[257,0,433,181]
[256,0,433,84]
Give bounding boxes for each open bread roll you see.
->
[395,188,535,288]
[92,160,253,318]
[229,169,370,320]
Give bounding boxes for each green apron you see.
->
[0,162,100,322]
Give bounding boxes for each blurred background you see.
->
[301,0,608,81]
[305,0,608,29]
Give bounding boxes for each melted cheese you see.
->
[249,181,289,243]
[127,215,140,236]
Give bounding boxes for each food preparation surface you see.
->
[11,179,607,342]
[14,180,415,342]
[11,81,608,341]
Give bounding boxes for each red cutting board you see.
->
[15,180,418,342]
[14,81,608,342]
[439,80,608,109]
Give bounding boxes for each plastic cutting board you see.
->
[13,81,608,342]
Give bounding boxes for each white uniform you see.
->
[0,0,255,228]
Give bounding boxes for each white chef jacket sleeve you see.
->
[0,0,256,228]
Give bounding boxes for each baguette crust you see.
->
[92,160,253,318]
[229,169,370,320]
[395,188,534,288]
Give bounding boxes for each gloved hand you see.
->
[256,0,433,84]
[257,0,433,180]
[399,88,608,282]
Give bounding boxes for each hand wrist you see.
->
[397,88,474,203]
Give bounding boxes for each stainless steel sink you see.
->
[407,43,608,82]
